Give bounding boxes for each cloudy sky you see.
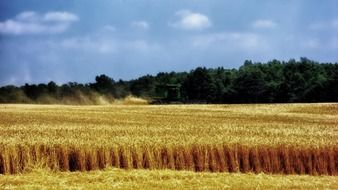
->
[0,0,337,85]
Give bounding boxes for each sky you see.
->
[0,0,337,86]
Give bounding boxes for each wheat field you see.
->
[0,103,337,178]
[1,167,338,190]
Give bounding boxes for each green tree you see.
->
[234,64,268,103]
[91,74,115,95]
[183,67,216,102]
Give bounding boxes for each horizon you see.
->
[1,0,338,86]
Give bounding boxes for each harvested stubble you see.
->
[1,168,338,190]
[0,103,337,175]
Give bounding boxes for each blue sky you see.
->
[0,0,337,85]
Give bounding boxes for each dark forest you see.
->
[1,58,337,104]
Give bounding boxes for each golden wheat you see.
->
[1,167,338,190]
[0,103,337,175]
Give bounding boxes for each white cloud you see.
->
[60,34,161,54]
[16,11,39,22]
[131,21,149,29]
[0,20,43,35]
[310,19,338,30]
[252,19,278,29]
[0,11,78,35]
[302,39,320,49]
[43,12,79,22]
[124,40,161,52]
[170,10,211,30]
[61,37,118,54]
[103,25,116,32]
[192,32,261,50]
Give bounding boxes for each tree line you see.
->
[1,57,337,104]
